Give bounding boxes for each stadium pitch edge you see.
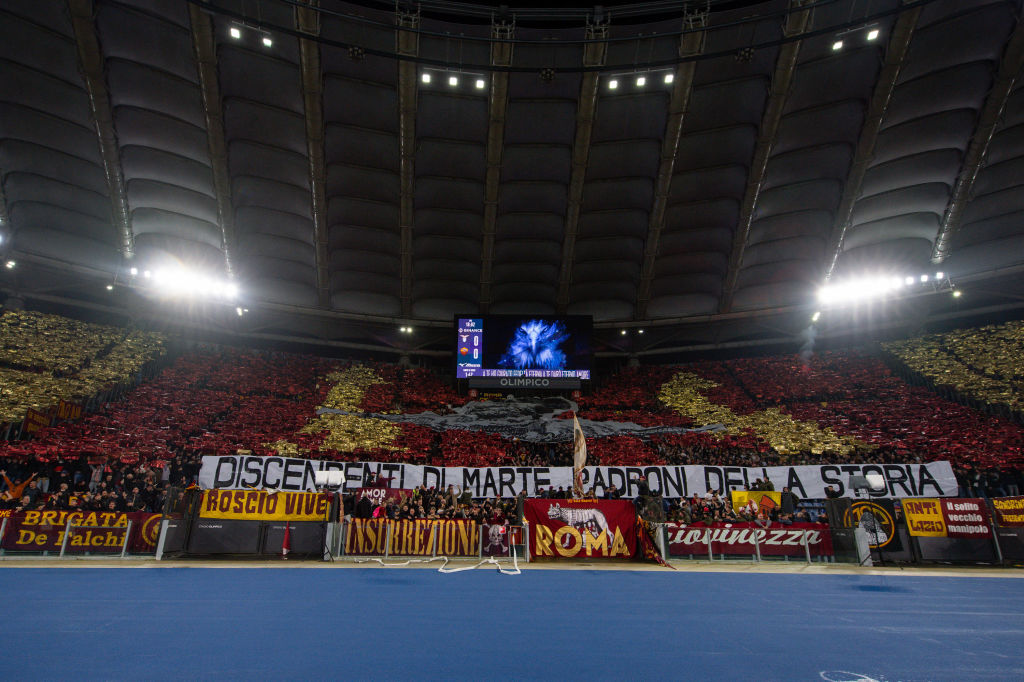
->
[2,557,1024,577]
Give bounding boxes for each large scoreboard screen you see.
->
[455,315,592,380]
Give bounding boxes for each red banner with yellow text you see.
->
[665,521,832,557]
[0,511,162,553]
[199,490,330,521]
[992,496,1024,527]
[344,518,481,557]
[525,499,637,559]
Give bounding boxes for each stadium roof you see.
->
[2,0,1024,359]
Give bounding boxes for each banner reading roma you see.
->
[992,496,1024,528]
[525,499,637,559]
[665,522,833,557]
[0,511,162,553]
[344,518,480,557]
[199,490,330,522]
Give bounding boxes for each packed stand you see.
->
[884,320,1024,422]
[0,310,165,425]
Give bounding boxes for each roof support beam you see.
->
[636,11,707,320]
[68,0,134,261]
[932,17,1024,264]
[479,21,514,314]
[823,4,920,281]
[556,20,608,313]
[396,8,420,317]
[296,2,331,308]
[719,0,811,314]
[189,5,237,279]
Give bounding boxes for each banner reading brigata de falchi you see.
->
[344,518,480,556]
[525,499,637,559]
[665,522,833,557]
[199,455,957,499]
[0,511,163,553]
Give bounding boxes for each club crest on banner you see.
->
[844,501,896,549]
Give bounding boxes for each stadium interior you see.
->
[2,0,1024,678]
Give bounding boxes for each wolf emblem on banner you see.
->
[547,503,608,539]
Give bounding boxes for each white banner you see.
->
[198,456,957,499]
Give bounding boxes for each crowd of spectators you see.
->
[347,483,518,525]
[1,310,1023,516]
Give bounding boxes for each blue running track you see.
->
[2,567,1023,680]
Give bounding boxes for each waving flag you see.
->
[572,414,587,498]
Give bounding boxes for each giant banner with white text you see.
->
[198,455,957,499]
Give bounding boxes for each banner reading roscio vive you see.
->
[665,522,833,557]
[199,490,330,522]
[903,498,991,538]
[199,455,957,499]
[0,511,162,553]
[525,499,637,559]
[344,518,480,556]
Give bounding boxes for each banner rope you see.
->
[352,546,521,575]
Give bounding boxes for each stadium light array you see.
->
[818,271,955,307]
[146,267,239,301]
[229,26,241,40]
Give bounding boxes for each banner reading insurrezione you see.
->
[344,518,480,557]
[903,497,991,538]
[665,522,833,557]
[525,499,637,559]
[199,490,330,522]
[199,455,957,499]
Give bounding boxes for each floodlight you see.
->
[129,267,138,276]
[812,311,821,322]
[4,260,14,269]
[608,79,618,90]
[636,76,646,87]
[143,270,152,279]
[904,276,915,285]
[229,27,241,39]
[448,75,458,86]
[638,329,644,335]
[0,234,4,245]
[935,271,944,279]
[262,35,273,48]
[421,73,431,84]
[225,282,239,299]
[236,307,244,316]
[106,284,114,291]
[920,274,928,282]
[664,73,674,84]
[475,79,486,89]
[620,329,627,335]
[832,40,843,51]
[866,29,879,41]
[953,290,962,298]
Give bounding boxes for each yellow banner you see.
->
[345,518,480,557]
[200,490,329,521]
[903,498,947,536]
[731,491,782,513]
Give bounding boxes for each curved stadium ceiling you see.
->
[1,0,1024,358]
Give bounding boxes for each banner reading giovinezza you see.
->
[0,511,162,553]
[665,522,833,557]
[524,499,636,559]
[344,518,480,557]
[199,455,958,499]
